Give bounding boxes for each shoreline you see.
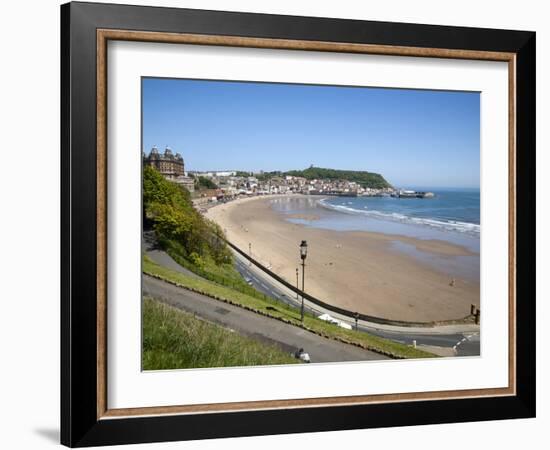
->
[211,194,479,257]
[205,194,480,322]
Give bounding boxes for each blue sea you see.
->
[323,188,478,233]
[269,189,480,280]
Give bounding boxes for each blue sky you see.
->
[142,78,480,188]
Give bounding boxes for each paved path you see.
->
[143,231,199,279]
[143,275,388,363]
[146,247,199,278]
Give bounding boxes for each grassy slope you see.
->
[163,239,261,296]
[143,297,298,370]
[143,256,436,359]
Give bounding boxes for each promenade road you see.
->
[231,249,480,357]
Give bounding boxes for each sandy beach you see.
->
[205,195,480,322]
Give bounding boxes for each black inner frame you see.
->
[61,2,536,447]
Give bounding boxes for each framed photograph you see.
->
[61,1,536,447]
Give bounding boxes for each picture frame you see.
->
[60,1,536,447]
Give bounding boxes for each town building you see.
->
[143,146,185,179]
[143,145,195,192]
[173,176,195,193]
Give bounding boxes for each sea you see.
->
[269,188,480,281]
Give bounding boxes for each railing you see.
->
[225,239,475,328]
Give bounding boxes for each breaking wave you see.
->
[318,198,480,236]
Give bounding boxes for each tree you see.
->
[194,176,218,190]
[143,166,231,265]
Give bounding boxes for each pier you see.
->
[391,190,435,199]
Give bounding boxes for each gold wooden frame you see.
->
[96,29,516,420]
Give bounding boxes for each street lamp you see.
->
[299,240,308,323]
[295,268,299,300]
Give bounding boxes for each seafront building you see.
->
[144,145,184,178]
[143,146,195,192]
[142,147,424,203]
[190,172,395,201]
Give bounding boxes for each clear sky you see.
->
[142,78,480,189]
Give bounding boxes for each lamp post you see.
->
[248,242,252,267]
[299,240,308,324]
[295,268,299,300]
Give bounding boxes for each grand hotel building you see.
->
[143,146,185,179]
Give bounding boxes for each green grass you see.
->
[143,297,299,370]
[143,255,436,359]
[163,239,270,299]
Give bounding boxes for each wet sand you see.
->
[205,195,480,322]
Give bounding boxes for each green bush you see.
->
[143,165,232,265]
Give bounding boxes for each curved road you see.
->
[231,250,480,357]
